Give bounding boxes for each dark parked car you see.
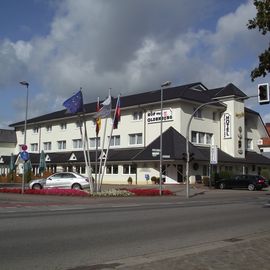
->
[215,174,269,191]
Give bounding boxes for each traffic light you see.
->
[258,83,270,105]
[190,153,194,162]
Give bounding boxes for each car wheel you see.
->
[72,183,82,190]
[248,184,255,191]
[32,183,42,190]
[219,183,225,190]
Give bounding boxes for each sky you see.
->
[0,0,270,129]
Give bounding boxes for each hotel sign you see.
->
[224,113,231,139]
[147,109,173,124]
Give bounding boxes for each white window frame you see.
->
[90,137,101,148]
[123,164,137,175]
[30,143,38,152]
[191,131,213,145]
[129,133,143,145]
[73,139,82,149]
[106,165,118,174]
[133,111,143,121]
[109,135,120,147]
[193,108,202,119]
[33,127,39,134]
[60,123,67,130]
[57,140,66,150]
[46,125,52,132]
[43,142,52,151]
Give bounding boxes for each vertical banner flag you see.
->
[95,95,111,118]
[63,90,84,114]
[96,97,101,136]
[113,97,121,129]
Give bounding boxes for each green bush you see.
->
[260,169,270,179]
[127,176,133,184]
[151,176,157,184]
[202,176,216,187]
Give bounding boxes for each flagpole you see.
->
[82,113,94,194]
[96,89,111,192]
[98,118,107,191]
[100,95,120,186]
[95,97,100,192]
[78,115,92,194]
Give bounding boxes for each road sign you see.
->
[21,144,27,151]
[20,151,29,161]
[210,145,218,164]
[152,149,160,157]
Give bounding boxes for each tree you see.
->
[247,0,270,81]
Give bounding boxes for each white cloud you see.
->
[1,0,270,125]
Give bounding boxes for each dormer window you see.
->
[193,108,202,119]
[33,127,39,133]
[60,123,67,130]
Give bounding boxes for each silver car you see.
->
[29,172,89,190]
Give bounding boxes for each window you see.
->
[57,140,66,150]
[30,143,38,152]
[246,139,253,150]
[33,127,39,134]
[212,112,218,121]
[123,164,137,174]
[46,125,52,132]
[43,142,52,151]
[206,133,212,144]
[129,133,142,145]
[109,135,120,146]
[198,132,204,144]
[90,137,100,148]
[60,123,67,130]
[106,165,118,174]
[73,139,82,149]
[191,131,197,143]
[193,108,202,118]
[133,111,143,120]
[191,131,213,145]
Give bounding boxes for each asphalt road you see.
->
[0,189,270,270]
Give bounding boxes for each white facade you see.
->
[4,82,270,184]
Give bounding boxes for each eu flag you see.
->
[63,90,84,114]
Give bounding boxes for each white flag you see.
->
[95,96,111,118]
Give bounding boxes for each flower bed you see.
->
[0,188,88,197]
[126,188,174,196]
[0,188,174,197]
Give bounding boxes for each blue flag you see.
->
[63,90,84,114]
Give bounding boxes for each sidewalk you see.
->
[113,233,270,270]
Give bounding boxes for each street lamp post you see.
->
[159,81,171,196]
[19,81,29,194]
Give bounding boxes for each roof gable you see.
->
[209,83,247,99]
